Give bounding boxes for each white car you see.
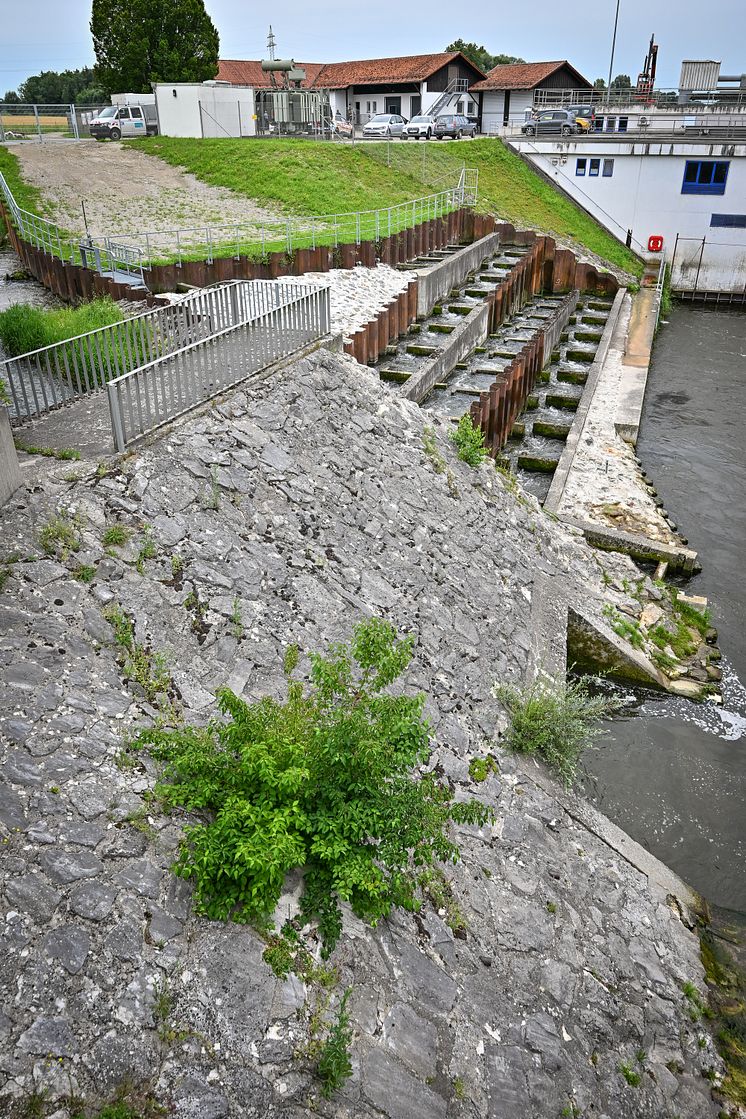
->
[402,115,436,140]
[363,113,407,138]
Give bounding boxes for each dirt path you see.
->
[15,140,286,249]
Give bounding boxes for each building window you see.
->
[618,116,628,132]
[576,158,587,176]
[602,158,614,177]
[682,160,729,195]
[710,213,746,228]
[605,116,616,131]
[589,158,601,176]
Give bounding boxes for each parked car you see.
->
[402,115,436,140]
[362,113,407,138]
[89,102,158,139]
[433,114,477,139]
[521,109,585,137]
[567,105,595,129]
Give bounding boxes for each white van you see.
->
[89,102,158,140]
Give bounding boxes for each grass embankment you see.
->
[135,136,642,277]
[0,299,123,356]
[0,146,48,218]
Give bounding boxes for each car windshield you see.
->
[97,106,117,118]
[410,117,430,124]
[368,115,391,124]
[437,117,454,124]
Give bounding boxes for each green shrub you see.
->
[450,414,488,467]
[139,618,491,953]
[494,675,623,787]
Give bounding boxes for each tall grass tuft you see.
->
[494,675,624,787]
[0,299,124,358]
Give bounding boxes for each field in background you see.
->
[138,137,643,278]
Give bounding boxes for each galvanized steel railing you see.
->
[1,279,316,423]
[107,281,330,450]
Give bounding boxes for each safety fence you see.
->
[107,281,329,450]
[0,102,107,143]
[0,164,478,294]
[2,279,318,423]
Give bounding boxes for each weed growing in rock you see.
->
[452,1076,467,1101]
[230,596,243,639]
[14,441,81,461]
[546,901,557,914]
[38,514,81,559]
[418,867,467,936]
[450,414,487,467]
[136,527,157,575]
[139,618,491,953]
[103,604,174,715]
[494,675,623,787]
[102,524,131,548]
[0,566,12,592]
[72,564,96,584]
[469,754,498,783]
[619,1062,641,1087]
[422,425,446,473]
[171,555,183,579]
[203,466,221,511]
[317,989,353,1099]
[602,604,644,649]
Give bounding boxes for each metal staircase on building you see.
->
[426,78,470,119]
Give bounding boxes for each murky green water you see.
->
[582,305,746,912]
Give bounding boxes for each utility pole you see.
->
[606,0,621,102]
[267,26,276,62]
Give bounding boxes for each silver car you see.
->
[402,115,436,140]
[363,113,407,138]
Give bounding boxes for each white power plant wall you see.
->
[513,139,746,293]
[154,83,256,138]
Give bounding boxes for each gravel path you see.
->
[15,140,287,249]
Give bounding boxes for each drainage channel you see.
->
[376,245,530,389]
[499,294,614,503]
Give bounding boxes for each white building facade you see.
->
[154,82,257,138]
[511,136,746,293]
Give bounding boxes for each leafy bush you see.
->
[449,414,488,467]
[494,675,623,787]
[317,989,353,1098]
[140,618,491,953]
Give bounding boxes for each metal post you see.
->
[70,103,79,140]
[107,381,127,452]
[33,104,40,143]
[606,0,621,102]
[693,237,706,296]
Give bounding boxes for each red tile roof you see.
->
[217,59,324,88]
[470,60,591,91]
[218,52,485,91]
[312,52,484,89]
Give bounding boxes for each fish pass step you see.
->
[545,393,580,411]
[517,453,559,473]
[533,419,572,439]
[406,343,439,357]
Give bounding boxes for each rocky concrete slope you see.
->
[0,350,721,1117]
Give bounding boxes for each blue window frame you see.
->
[682,160,729,195]
[576,158,587,176]
[589,158,600,177]
[710,213,746,228]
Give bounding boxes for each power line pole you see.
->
[606,0,621,101]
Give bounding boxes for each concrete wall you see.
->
[512,138,746,291]
[413,231,502,315]
[154,83,256,138]
[0,408,23,506]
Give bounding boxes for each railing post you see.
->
[107,381,127,453]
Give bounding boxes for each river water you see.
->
[582,304,746,915]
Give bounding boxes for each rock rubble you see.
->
[0,348,722,1118]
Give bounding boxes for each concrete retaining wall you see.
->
[413,232,502,317]
[0,408,23,505]
[402,303,490,404]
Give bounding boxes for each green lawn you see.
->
[135,136,642,277]
[0,146,49,217]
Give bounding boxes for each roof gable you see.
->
[470,60,591,91]
[217,59,324,88]
[313,52,484,89]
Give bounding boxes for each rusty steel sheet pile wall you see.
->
[0,202,485,304]
[470,289,580,456]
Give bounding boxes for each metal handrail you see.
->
[0,166,476,274]
[1,279,310,423]
[107,281,330,450]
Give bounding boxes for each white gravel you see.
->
[301,264,416,341]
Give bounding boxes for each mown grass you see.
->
[133,136,642,276]
[0,299,124,357]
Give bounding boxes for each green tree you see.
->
[2,90,21,104]
[592,77,606,90]
[16,67,107,104]
[140,618,491,953]
[90,0,219,94]
[445,39,525,74]
[610,73,632,89]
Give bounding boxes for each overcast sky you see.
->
[2,0,745,92]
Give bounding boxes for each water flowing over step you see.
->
[499,293,614,503]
